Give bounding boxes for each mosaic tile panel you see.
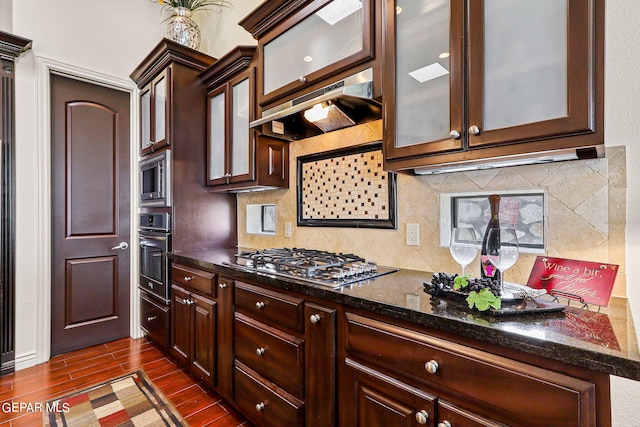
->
[301,149,388,221]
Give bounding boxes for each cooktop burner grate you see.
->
[229,247,397,288]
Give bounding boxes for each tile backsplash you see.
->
[237,120,627,298]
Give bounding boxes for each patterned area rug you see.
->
[43,370,187,426]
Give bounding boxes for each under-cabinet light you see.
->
[304,103,330,122]
[409,63,449,83]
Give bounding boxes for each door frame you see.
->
[34,56,140,365]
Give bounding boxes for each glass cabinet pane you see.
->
[208,92,226,181]
[231,79,250,177]
[263,0,364,95]
[140,89,150,151]
[394,0,451,148]
[154,75,166,143]
[483,0,568,131]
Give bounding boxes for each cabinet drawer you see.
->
[140,291,170,351]
[171,264,215,296]
[234,360,304,427]
[235,312,304,398]
[235,281,304,333]
[345,313,596,427]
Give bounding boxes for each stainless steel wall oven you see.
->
[138,213,170,301]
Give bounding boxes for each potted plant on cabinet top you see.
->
[152,0,233,50]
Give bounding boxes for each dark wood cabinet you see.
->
[239,0,382,111]
[383,0,604,173]
[138,69,170,156]
[233,280,336,427]
[216,277,235,401]
[200,46,288,192]
[171,284,217,387]
[170,263,218,387]
[139,291,170,351]
[341,312,601,427]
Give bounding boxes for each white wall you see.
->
[3,0,640,425]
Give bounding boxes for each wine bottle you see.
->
[480,194,501,281]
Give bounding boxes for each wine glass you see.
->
[449,227,479,276]
[486,228,519,293]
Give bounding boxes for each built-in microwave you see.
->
[140,150,171,207]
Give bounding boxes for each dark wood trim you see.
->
[129,38,216,87]
[0,31,30,377]
[238,0,313,39]
[0,30,32,60]
[199,46,256,91]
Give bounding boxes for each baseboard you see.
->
[14,350,37,371]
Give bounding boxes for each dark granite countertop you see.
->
[169,248,640,381]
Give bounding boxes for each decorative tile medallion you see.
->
[297,143,397,229]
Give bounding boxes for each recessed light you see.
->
[303,56,313,62]
[396,6,403,14]
[439,52,450,59]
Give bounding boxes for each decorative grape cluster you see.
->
[425,272,502,297]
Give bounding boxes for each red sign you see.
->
[526,256,618,307]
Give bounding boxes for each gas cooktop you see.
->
[226,247,397,288]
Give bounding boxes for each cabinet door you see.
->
[383,0,465,160]
[304,303,336,427]
[217,277,235,401]
[341,358,436,427]
[259,0,375,104]
[170,285,191,367]
[438,400,508,427]
[467,0,597,148]
[192,293,216,387]
[140,69,170,156]
[229,74,254,184]
[207,86,227,185]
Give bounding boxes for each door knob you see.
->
[111,242,129,250]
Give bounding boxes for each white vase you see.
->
[166,7,201,50]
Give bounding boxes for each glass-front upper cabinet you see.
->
[240,0,379,106]
[139,69,170,156]
[384,0,603,172]
[200,46,289,192]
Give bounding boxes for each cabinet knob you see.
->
[449,129,461,139]
[438,422,452,427]
[256,347,265,356]
[309,314,321,324]
[219,283,228,289]
[255,402,265,412]
[298,76,307,83]
[468,125,481,135]
[415,410,429,425]
[255,301,265,309]
[424,360,439,374]
[184,276,193,282]
[147,282,154,289]
[147,316,157,322]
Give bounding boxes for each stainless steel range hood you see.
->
[250,68,381,141]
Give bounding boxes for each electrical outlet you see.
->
[406,223,419,246]
[284,222,292,238]
[406,294,420,310]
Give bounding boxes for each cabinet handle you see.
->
[424,360,439,374]
[255,301,265,309]
[255,402,265,412]
[256,347,265,356]
[468,125,481,135]
[147,282,154,289]
[184,276,193,282]
[415,410,429,425]
[449,129,461,139]
[309,314,321,324]
[438,422,451,427]
[219,283,228,289]
[147,316,157,322]
[298,76,307,83]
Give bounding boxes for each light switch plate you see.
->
[284,222,292,238]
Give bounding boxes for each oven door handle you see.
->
[111,242,129,250]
